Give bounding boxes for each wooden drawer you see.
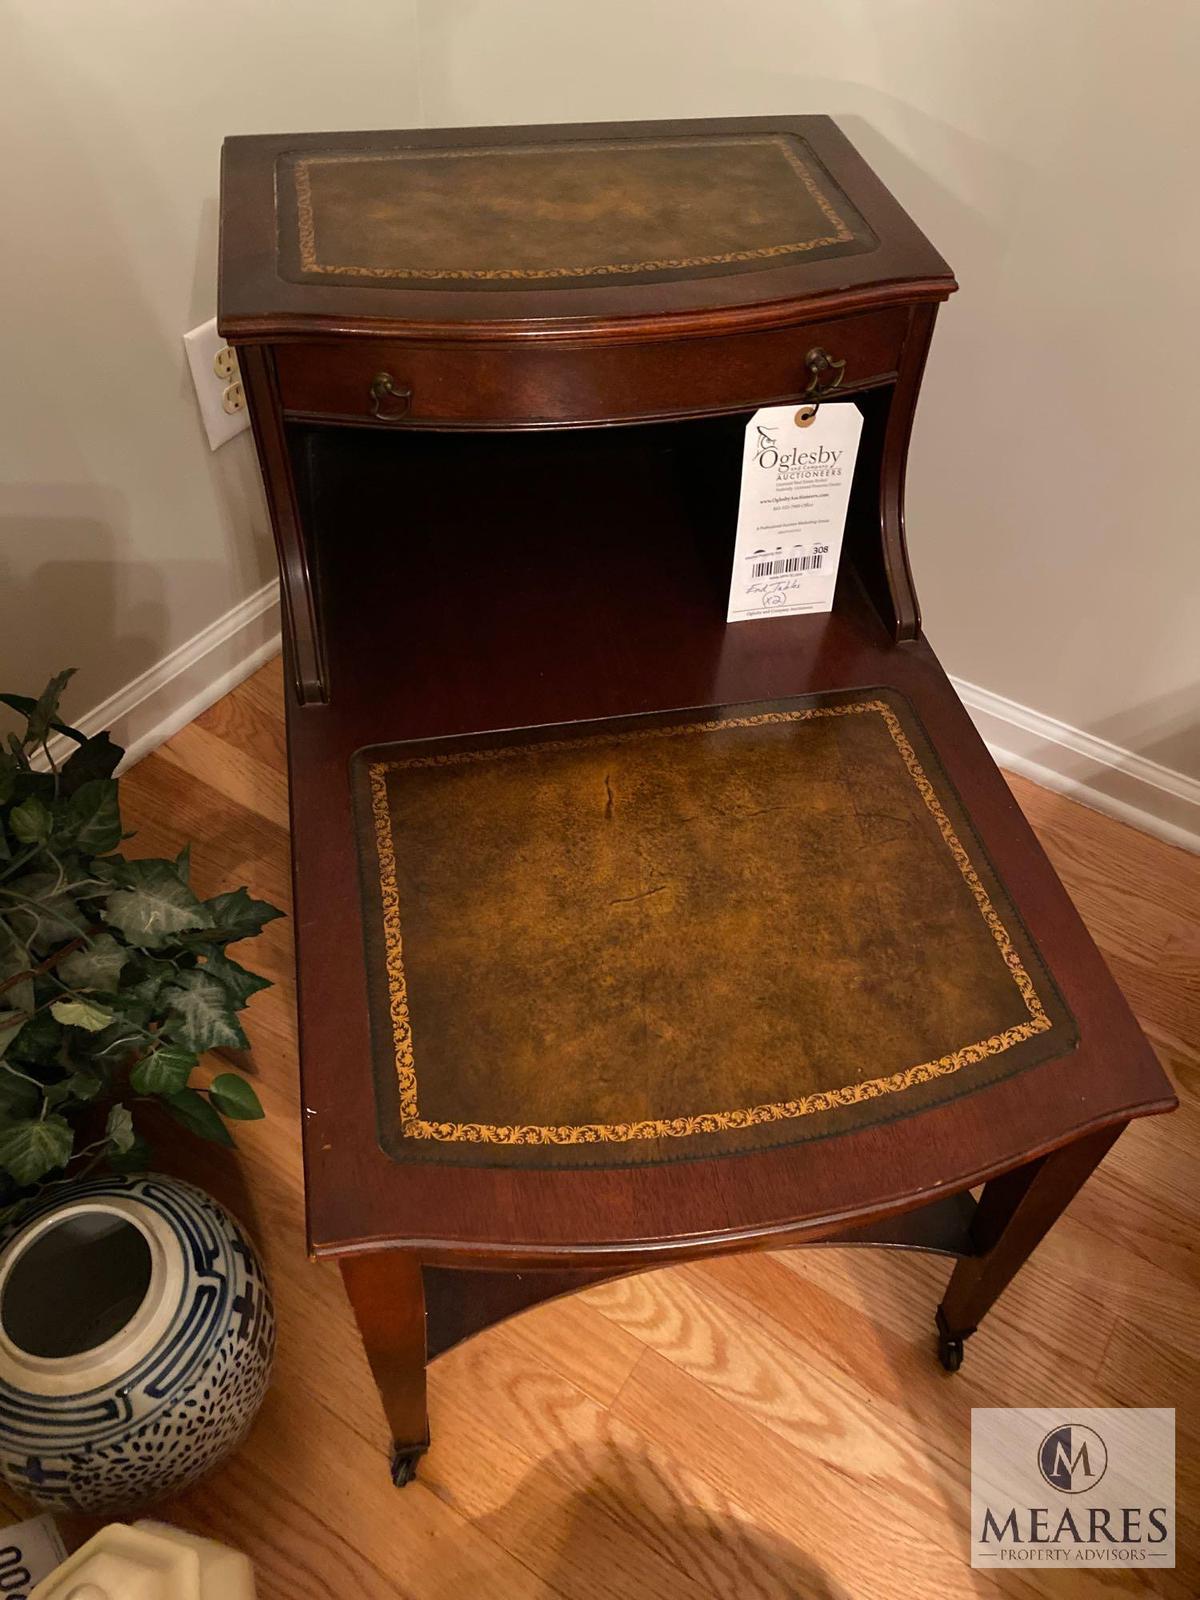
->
[272,308,909,429]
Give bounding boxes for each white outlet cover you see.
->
[183,317,250,451]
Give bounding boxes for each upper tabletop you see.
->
[218,115,955,340]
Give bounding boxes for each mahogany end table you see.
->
[218,115,1176,1486]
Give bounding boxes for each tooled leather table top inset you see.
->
[352,691,1077,1169]
[277,133,877,291]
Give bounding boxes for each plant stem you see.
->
[0,846,40,883]
[37,1144,109,1191]
[0,932,91,998]
[0,1059,43,1090]
[41,738,59,788]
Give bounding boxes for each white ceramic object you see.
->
[29,1519,255,1600]
[0,1176,274,1511]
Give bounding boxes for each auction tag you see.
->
[727,401,863,622]
[0,1514,66,1597]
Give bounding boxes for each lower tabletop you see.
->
[282,424,1172,1256]
[352,687,1076,1170]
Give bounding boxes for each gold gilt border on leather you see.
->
[294,135,854,281]
[366,699,1053,1145]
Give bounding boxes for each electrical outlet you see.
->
[183,318,250,451]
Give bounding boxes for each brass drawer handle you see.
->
[804,347,847,397]
[369,372,412,420]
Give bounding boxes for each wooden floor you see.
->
[5,656,1194,1598]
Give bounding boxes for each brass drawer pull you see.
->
[369,372,412,420]
[804,347,847,397]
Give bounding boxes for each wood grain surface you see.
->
[2,657,1191,1598]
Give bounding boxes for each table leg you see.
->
[935,1122,1124,1371]
[341,1252,429,1486]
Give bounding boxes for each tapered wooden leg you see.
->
[935,1122,1124,1371]
[340,1252,428,1486]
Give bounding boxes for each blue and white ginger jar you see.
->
[0,1174,275,1511]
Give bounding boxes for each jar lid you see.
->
[30,1526,201,1600]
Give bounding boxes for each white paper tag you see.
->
[727,401,863,622]
[0,1514,67,1597]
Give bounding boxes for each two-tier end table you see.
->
[218,115,1176,1485]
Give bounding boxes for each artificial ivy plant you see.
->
[0,669,281,1221]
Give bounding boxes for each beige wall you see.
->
[3,1,1197,781]
[0,1,421,713]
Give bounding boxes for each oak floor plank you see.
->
[611,1348,1032,1600]
[496,1292,647,1410]
[427,1336,723,1600]
[1006,774,1200,1066]
[1,659,1191,1599]
[155,717,291,830]
[433,1326,919,1600]
[581,1265,988,1567]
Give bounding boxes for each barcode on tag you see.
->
[750,553,824,578]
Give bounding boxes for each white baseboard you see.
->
[42,580,281,773]
[953,676,1200,855]
[37,586,1197,855]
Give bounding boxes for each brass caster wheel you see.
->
[937,1330,965,1372]
[391,1446,423,1487]
[935,1306,968,1372]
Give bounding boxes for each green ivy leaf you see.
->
[8,796,52,846]
[65,1067,105,1101]
[61,779,122,855]
[57,932,128,993]
[5,1008,60,1066]
[175,844,191,882]
[161,1088,235,1147]
[198,945,272,1008]
[88,854,131,887]
[0,757,17,808]
[162,971,249,1053]
[0,1015,28,1064]
[208,1073,264,1121]
[0,924,33,1021]
[102,859,213,950]
[50,998,114,1032]
[107,1132,152,1174]
[0,670,79,750]
[0,1115,73,1185]
[202,887,283,945]
[116,954,176,1011]
[4,870,90,952]
[85,1014,146,1064]
[0,1066,41,1118]
[130,1045,196,1096]
[105,1102,136,1154]
[59,731,123,796]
